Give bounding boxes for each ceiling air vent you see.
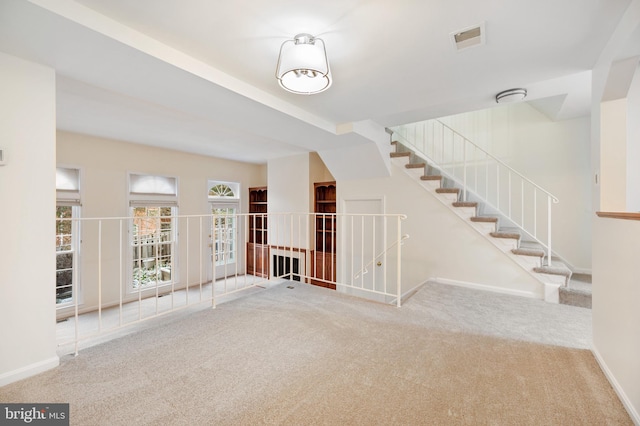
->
[451,23,485,51]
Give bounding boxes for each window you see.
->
[56,167,81,305]
[209,184,235,198]
[208,181,239,200]
[131,206,175,289]
[208,180,240,278]
[129,174,178,290]
[56,206,74,304]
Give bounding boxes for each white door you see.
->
[210,202,240,280]
[341,198,386,300]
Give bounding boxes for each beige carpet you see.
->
[1,282,631,425]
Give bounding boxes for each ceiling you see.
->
[0,0,635,164]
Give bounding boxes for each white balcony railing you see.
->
[391,120,558,265]
[55,212,408,355]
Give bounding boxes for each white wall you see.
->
[267,153,311,249]
[339,160,544,298]
[0,53,58,385]
[268,153,310,216]
[591,1,640,422]
[592,216,640,422]
[56,131,266,314]
[439,103,592,271]
[600,99,629,211]
[627,64,640,211]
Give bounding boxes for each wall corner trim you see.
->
[0,356,60,388]
[591,344,640,425]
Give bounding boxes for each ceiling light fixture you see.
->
[496,88,527,103]
[276,33,332,95]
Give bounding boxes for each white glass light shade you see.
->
[276,34,332,95]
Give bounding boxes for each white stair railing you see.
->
[391,120,558,266]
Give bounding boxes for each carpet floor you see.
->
[0,281,631,425]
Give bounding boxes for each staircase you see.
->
[389,138,591,308]
[561,274,592,308]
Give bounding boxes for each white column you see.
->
[0,52,58,386]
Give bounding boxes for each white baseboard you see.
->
[592,345,640,425]
[430,277,540,299]
[0,356,59,387]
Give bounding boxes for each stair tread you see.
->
[490,231,520,240]
[390,152,411,158]
[453,201,478,208]
[512,248,545,257]
[559,287,591,308]
[533,265,572,277]
[435,188,460,194]
[405,163,425,169]
[471,216,498,223]
[420,175,442,181]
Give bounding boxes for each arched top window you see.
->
[208,181,240,199]
[209,184,234,198]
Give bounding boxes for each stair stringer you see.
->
[391,155,563,302]
[382,156,546,300]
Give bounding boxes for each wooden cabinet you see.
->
[311,182,336,289]
[247,187,268,278]
[247,241,269,278]
[313,252,336,289]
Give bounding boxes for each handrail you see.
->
[596,212,640,221]
[436,120,559,203]
[390,119,559,266]
[353,234,410,279]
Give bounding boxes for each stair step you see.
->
[559,286,592,309]
[511,248,545,258]
[435,188,460,194]
[453,201,478,208]
[471,216,498,223]
[490,231,520,240]
[533,265,572,279]
[405,163,426,169]
[390,152,411,158]
[533,265,572,286]
[420,175,442,181]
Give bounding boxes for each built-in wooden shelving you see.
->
[311,181,336,289]
[247,187,268,277]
